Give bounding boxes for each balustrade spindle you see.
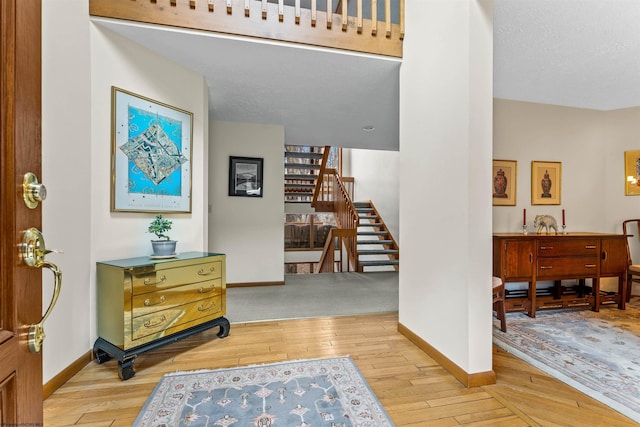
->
[244,0,250,17]
[295,0,300,24]
[262,0,267,19]
[327,0,333,28]
[357,0,363,33]
[371,0,378,35]
[400,0,405,39]
[385,0,391,37]
[190,0,195,9]
[311,0,317,27]
[226,0,232,14]
[342,0,348,31]
[278,0,284,22]
[208,0,213,12]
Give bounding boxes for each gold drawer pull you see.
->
[144,295,166,307]
[144,275,166,286]
[197,266,217,276]
[198,301,217,312]
[198,284,216,293]
[585,264,596,268]
[540,266,553,270]
[584,245,597,249]
[144,315,167,329]
[539,246,554,250]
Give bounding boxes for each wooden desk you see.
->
[493,233,627,317]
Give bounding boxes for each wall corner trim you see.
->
[44,350,93,399]
[397,322,496,388]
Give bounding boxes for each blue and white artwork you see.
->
[111,87,193,212]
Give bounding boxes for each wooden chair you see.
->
[492,276,507,332]
[622,219,640,302]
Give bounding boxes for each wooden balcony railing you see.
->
[89,0,403,57]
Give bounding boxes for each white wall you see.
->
[399,0,493,374]
[492,100,607,233]
[42,0,92,383]
[348,149,400,244]
[208,121,285,284]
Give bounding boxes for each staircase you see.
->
[284,145,399,273]
[284,146,323,203]
[355,201,400,271]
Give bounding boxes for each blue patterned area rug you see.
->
[493,297,640,423]
[133,356,394,426]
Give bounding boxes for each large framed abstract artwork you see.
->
[111,87,193,213]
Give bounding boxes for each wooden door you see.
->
[0,0,44,423]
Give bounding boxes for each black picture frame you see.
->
[228,156,263,197]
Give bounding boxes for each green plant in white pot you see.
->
[147,214,177,256]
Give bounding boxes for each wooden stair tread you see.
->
[284,151,323,159]
[357,231,388,236]
[285,174,316,181]
[359,259,400,266]
[284,163,321,169]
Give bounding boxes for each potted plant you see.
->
[147,214,177,256]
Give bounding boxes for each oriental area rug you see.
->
[133,356,395,426]
[493,297,640,424]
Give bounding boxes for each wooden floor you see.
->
[44,313,638,426]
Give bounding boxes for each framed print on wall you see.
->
[531,160,561,205]
[492,159,517,206]
[624,150,640,196]
[111,87,193,213]
[229,156,263,197]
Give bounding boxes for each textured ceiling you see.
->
[93,1,640,154]
[493,0,640,111]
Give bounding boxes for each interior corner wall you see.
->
[89,25,209,344]
[399,0,493,374]
[208,120,285,284]
[603,107,640,230]
[348,149,400,244]
[492,99,607,233]
[41,0,92,384]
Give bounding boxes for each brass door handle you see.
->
[19,227,63,353]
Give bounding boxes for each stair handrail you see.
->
[313,165,360,272]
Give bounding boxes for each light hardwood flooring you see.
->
[44,313,638,426]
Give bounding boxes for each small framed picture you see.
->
[624,150,640,196]
[229,156,263,197]
[492,159,517,206]
[531,160,561,205]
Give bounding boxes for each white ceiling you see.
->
[92,0,640,152]
[493,0,640,111]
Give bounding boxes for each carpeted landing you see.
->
[226,271,399,323]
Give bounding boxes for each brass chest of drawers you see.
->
[93,252,229,380]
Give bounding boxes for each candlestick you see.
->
[562,209,565,226]
[523,208,526,225]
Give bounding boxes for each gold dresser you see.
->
[93,252,229,380]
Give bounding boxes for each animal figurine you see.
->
[534,214,559,234]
